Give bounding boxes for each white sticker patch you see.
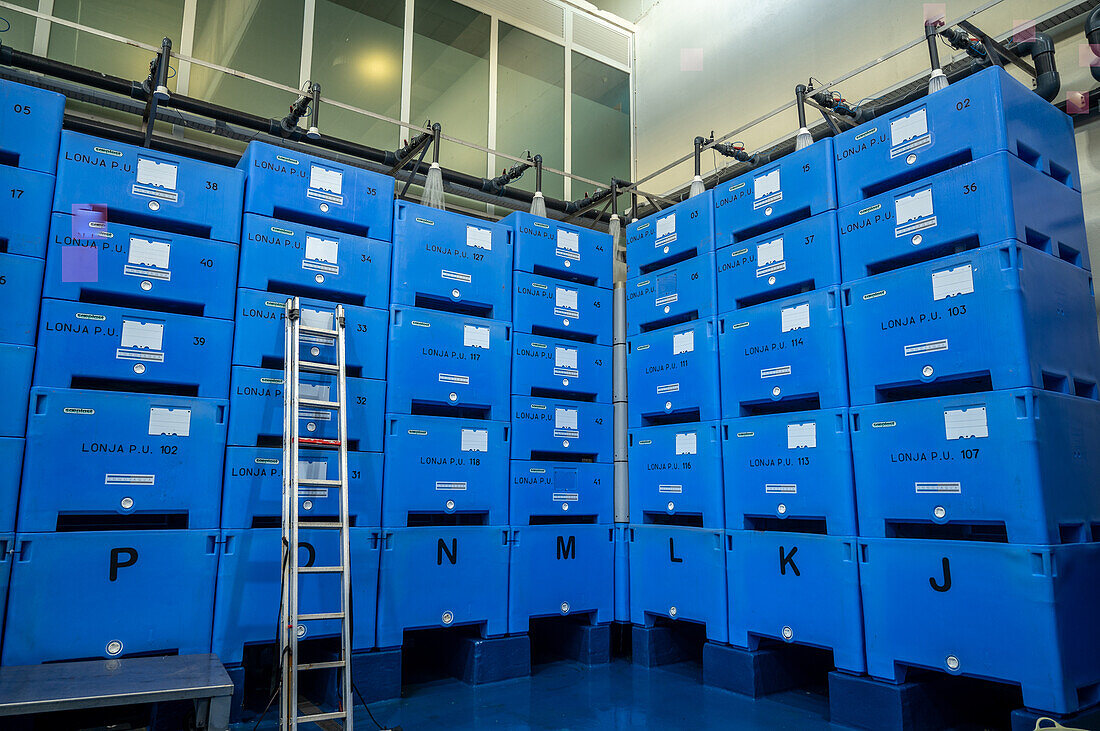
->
[555,408,579,431]
[136,158,178,190]
[781,303,810,333]
[299,459,328,481]
[466,225,493,250]
[787,421,816,449]
[148,407,190,436]
[658,485,683,493]
[944,406,988,440]
[655,212,677,245]
[299,382,331,401]
[673,330,695,355]
[463,325,490,349]
[757,237,784,267]
[766,484,798,494]
[309,165,343,194]
[931,263,974,301]
[674,432,697,455]
[895,187,934,224]
[555,347,578,370]
[301,308,335,333]
[460,428,489,452]
[890,108,928,148]
[305,235,339,264]
[121,319,164,351]
[556,229,580,259]
[128,238,170,269]
[754,169,780,201]
[904,339,948,357]
[915,482,962,494]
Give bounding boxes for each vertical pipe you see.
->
[613,281,628,524]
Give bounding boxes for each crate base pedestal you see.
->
[447,635,531,684]
[702,642,827,698]
[1011,704,1100,731]
[630,623,704,667]
[531,619,610,666]
[351,649,402,703]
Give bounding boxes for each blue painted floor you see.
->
[239,658,835,729]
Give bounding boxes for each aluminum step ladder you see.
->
[280,296,354,730]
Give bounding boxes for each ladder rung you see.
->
[299,398,340,410]
[298,612,344,621]
[297,710,345,723]
[298,521,343,529]
[299,437,341,447]
[299,478,342,488]
[299,360,340,374]
[298,565,343,574]
[297,660,346,671]
[300,325,339,338]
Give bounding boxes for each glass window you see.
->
[411,0,490,178]
[496,23,564,200]
[312,0,404,151]
[189,0,303,120]
[0,1,38,54]
[48,0,184,89]
[571,52,630,209]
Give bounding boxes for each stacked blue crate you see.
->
[378,200,512,649]
[0,80,63,661]
[711,137,864,674]
[4,130,242,665]
[505,213,614,640]
[837,66,1100,717]
[624,193,727,644]
[214,142,391,672]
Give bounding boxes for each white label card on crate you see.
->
[555,347,578,369]
[301,308,334,332]
[557,230,580,254]
[463,325,490,349]
[136,158,178,190]
[461,429,489,452]
[466,226,492,250]
[556,287,579,311]
[755,169,780,200]
[305,236,339,264]
[655,213,676,244]
[310,165,343,194]
[299,383,331,401]
[781,303,810,333]
[148,407,190,436]
[128,238,171,269]
[895,187,934,224]
[757,238,784,266]
[121,320,164,350]
[787,421,817,449]
[674,432,697,455]
[931,263,974,301]
[672,330,694,355]
[555,408,579,431]
[299,459,328,480]
[944,406,988,440]
[891,108,927,146]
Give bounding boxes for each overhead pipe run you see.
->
[281,82,321,139]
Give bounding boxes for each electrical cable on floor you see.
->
[353,679,398,731]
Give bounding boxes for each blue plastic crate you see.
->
[626,190,715,277]
[239,213,391,309]
[513,272,612,345]
[715,211,840,310]
[512,333,612,403]
[628,422,723,528]
[833,66,1080,206]
[0,534,10,656]
[713,138,837,246]
[717,287,848,416]
[221,446,381,529]
[1,529,218,665]
[511,398,613,462]
[614,525,629,622]
[55,132,244,243]
[842,244,1100,406]
[226,366,384,450]
[381,413,509,526]
[0,251,44,345]
[721,409,856,535]
[627,317,720,427]
[0,439,22,533]
[859,538,1100,715]
[850,389,1100,544]
[0,165,55,258]
[0,79,65,174]
[0,343,34,437]
[509,460,614,523]
[43,213,238,319]
[376,526,510,649]
[35,299,234,398]
[232,288,388,378]
[627,525,728,643]
[19,388,227,531]
[238,141,394,240]
[726,530,864,673]
[391,200,512,318]
[837,152,1087,282]
[508,524,614,633]
[504,211,613,287]
[211,527,380,664]
[625,252,717,335]
[386,306,510,418]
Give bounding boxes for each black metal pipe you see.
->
[534,155,543,193]
[1011,33,1058,101]
[794,84,808,128]
[925,22,942,72]
[693,135,705,176]
[1088,7,1100,83]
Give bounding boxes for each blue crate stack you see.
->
[379,199,513,650]
[833,66,1100,717]
[3,116,243,664]
[624,188,728,645]
[0,79,64,662]
[213,142,393,682]
[505,212,615,645]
